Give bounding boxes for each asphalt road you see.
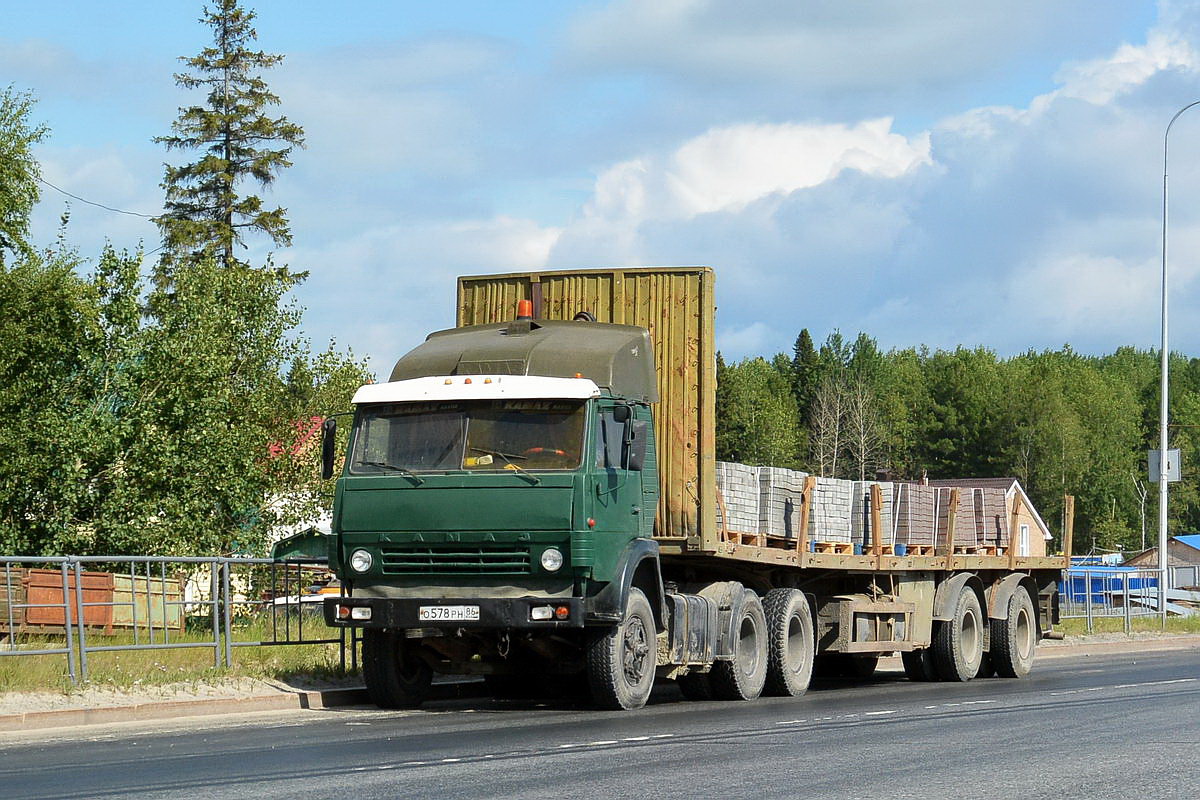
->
[2,647,1198,800]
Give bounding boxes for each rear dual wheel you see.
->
[710,589,769,700]
[763,589,815,697]
[933,586,984,682]
[991,587,1037,678]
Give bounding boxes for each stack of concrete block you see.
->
[893,484,940,547]
[851,481,895,549]
[936,487,978,547]
[808,477,853,543]
[715,462,761,535]
[975,487,1010,547]
[759,467,808,539]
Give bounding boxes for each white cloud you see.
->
[571,118,929,232]
[1008,254,1162,339]
[568,0,1137,95]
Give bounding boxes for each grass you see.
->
[1057,614,1200,636]
[0,612,357,694]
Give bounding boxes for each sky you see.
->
[9,0,1200,374]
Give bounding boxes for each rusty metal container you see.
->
[457,267,717,548]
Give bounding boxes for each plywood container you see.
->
[458,267,716,545]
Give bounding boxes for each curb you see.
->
[0,680,488,733]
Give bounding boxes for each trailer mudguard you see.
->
[694,581,747,661]
[985,573,1038,620]
[932,571,984,621]
[583,538,667,628]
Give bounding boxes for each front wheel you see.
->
[587,587,656,710]
[362,629,433,709]
[710,589,768,701]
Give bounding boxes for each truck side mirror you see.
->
[626,419,649,472]
[612,405,631,424]
[321,417,338,480]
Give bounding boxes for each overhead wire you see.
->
[36,175,157,219]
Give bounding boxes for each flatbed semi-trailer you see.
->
[323,267,1068,709]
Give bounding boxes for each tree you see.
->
[0,87,48,266]
[791,329,818,419]
[809,372,847,477]
[716,357,803,467]
[154,0,304,268]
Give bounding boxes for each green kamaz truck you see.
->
[322,267,1067,710]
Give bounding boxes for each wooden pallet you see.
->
[725,529,765,547]
[813,541,854,554]
[904,544,935,556]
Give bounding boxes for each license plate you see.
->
[418,605,480,622]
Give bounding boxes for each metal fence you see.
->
[0,555,355,683]
[1058,565,1200,632]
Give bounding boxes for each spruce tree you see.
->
[154,0,304,269]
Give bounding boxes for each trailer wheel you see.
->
[901,648,938,681]
[991,587,1036,678]
[710,589,768,701]
[586,587,656,710]
[933,586,984,681]
[763,589,815,697]
[677,671,714,701]
[362,629,433,709]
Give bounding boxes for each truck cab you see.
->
[325,311,673,708]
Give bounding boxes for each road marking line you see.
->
[1050,678,1196,696]
[864,710,897,716]
[558,743,579,749]
[623,736,651,741]
[589,740,619,746]
[775,719,807,726]
[651,734,674,739]
[441,757,462,763]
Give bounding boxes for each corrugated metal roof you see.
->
[926,477,1017,490]
[1176,534,1200,551]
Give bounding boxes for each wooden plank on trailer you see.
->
[943,489,960,570]
[798,475,816,568]
[870,483,884,570]
[1063,495,1075,561]
[1008,492,1022,570]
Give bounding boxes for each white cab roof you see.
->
[352,375,602,405]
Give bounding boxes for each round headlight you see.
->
[540,547,564,572]
[349,549,373,573]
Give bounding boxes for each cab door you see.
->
[592,404,645,536]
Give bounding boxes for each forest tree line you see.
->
[716,330,1198,555]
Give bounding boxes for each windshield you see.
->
[349,400,587,474]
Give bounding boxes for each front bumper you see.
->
[323,596,586,630]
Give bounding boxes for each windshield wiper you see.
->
[359,461,425,485]
[470,447,541,485]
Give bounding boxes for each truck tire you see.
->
[991,587,1037,678]
[676,671,714,701]
[362,629,433,709]
[933,586,984,682]
[763,589,815,697]
[901,648,938,682]
[710,589,768,701]
[586,587,656,710]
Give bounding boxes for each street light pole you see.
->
[1159,101,1200,618]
